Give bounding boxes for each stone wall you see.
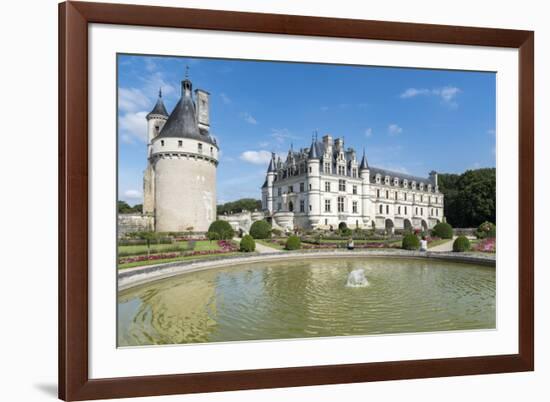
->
[118,214,154,237]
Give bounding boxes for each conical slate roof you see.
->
[308,139,319,159]
[359,149,369,170]
[267,153,276,172]
[157,79,217,146]
[146,89,168,119]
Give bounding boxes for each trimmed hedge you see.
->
[207,220,235,240]
[402,233,420,250]
[476,221,496,239]
[453,235,471,252]
[432,222,453,239]
[249,220,272,239]
[239,235,256,252]
[285,235,301,250]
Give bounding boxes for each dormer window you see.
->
[385,176,390,185]
[160,140,165,146]
[155,125,160,132]
[403,179,408,188]
[394,177,399,186]
[412,181,416,190]
[420,183,424,191]
[428,184,432,192]
[376,174,381,184]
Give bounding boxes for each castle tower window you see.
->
[309,184,312,191]
[178,140,183,147]
[436,209,439,216]
[160,140,165,146]
[386,205,389,214]
[300,200,305,212]
[352,201,358,213]
[379,204,383,214]
[415,207,418,215]
[421,207,423,215]
[338,197,345,212]
[300,182,304,192]
[198,143,203,153]
[325,199,331,212]
[210,146,213,155]
[309,204,312,211]
[352,185,357,195]
[325,182,331,192]
[309,166,312,173]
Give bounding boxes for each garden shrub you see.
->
[340,227,352,237]
[239,235,256,252]
[271,228,282,237]
[402,233,420,250]
[338,222,348,231]
[285,235,301,250]
[476,221,496,239]
[432,222,453,239]
[207,220,235,240]
[249,220,272,239]
[453,235,471,252]
[206,231,219,241]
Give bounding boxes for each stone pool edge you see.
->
[118,250,495,291]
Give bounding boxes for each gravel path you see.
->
[233,238,282,254]
[429,237,456,252]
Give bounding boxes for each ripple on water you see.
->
[117,257,495,346]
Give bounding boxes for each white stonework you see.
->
[261,135,444,232]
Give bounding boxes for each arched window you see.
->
[379,204,383,214]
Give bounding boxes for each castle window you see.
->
[198,143,203,153]
[325,182,331,192]
[300,200,305,212]
[277,188,282,196]
[288,201,294,212]
[403,179,408,188]
[385,176,390,185]
[160,140,165,146]
[394,178,399,186]
[309,166,312,173]
[352,185,357,195]
[210,147,213,155]
[421,207,423,215]
[404,206,407,215]
[386,205,389,214]
[352,168,357,178]
[379,204,383,214]
[309,204,312,212]
[436,208,439,216]
[309,184,312,191]
[376,175,381,184]
[352,201,358,213]
[404,193,407,201]
[377,189,380,198]
[338,165,345,175]
[178,140,183,147]
[386,190,389,199]
[395,192,398,200]
[421,195,424,202]
[325,199,331,212]
[277,203,282,211]
[325,219,328,225]
[300,182,304,192]
[288,185,294,193]
[339,180,346,192]
[398,206,401,215]
[415,207,418,215]
[338,197,345,213]
[324,162,330,173]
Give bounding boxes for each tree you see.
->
[135,231,157,257]
[217,198,262,215]
[118,200,143,214]
[438,168,495,228]
[249,220,272,239]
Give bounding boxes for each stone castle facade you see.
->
[142,75,218,232]
[261,135,444,232]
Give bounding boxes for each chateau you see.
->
[142,74,219,232]
[261,135,444,232]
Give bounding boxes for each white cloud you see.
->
[119,111,148,143]
[365,128,373,138]
[124,189,142,199]
[220,93,231,104]
[241,112,258,125]
[270,128,300,144]
[388,124,403,136]
[400,86,461,106]
[239,150,272,165]
[118,88,150,113]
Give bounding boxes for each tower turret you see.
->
[307,137,321,228]
[359,148,371,227]
[264,153,277,213]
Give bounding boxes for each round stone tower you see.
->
[150,75,218,232]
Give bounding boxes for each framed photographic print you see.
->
[59,1,534,400]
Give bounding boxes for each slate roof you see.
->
[147,90,169,119]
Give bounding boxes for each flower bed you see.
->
[119,240,238,265]
[473,237,496,253]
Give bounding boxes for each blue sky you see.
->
[118,54,496,205]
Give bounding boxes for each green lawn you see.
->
[193,240,221,251]
[118,241,189,256]
[428,238,452,248]
[256,239,286,250]
[118,251,240,270]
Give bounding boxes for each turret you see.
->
[265,153,277,213]
[307,137,321,227]
[359,148,371,227]
[146,88,169,157]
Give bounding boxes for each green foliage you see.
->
[206,231,220,241]
[338,222,348,231]
[207,220,235,240]
[433,222,453,239]
[285,235,301,250]
[271,228,282,237]
[453,235,471,252]
[476,221,496,239]
[402,233,420,250]
[340,227,352,237]
[438,168,496,227]
[217,198,262,215]
[239,235,256,252]
[249,220,272,239]
[118,200,142,214]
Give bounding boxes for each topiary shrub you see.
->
[402,233,420,250]
[476,221,496,239]
[453,235,471,252]
[432,222,453,239]
[285,235,301,250]
[249,220,272,239]
[207,220,235,240]
[239,235,256,252]
[206,231,219,241]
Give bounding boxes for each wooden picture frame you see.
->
[59,1,534,400]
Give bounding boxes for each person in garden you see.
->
[347,237,354,250]
[420,235,428,251]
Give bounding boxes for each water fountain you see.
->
[346,268,369,287]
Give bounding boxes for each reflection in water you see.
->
[118,258,495,346]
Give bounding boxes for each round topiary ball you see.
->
[432,222,453,239]
[285,235,301,250]
[239,234,256,252]
[452,235,471,252]
[207,220,235,240]
[402,233,420,250]
[249,220,272,239]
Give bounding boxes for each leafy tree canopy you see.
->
[438,168,495,228]
[217,198,262,215]
[118,201,143,214]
